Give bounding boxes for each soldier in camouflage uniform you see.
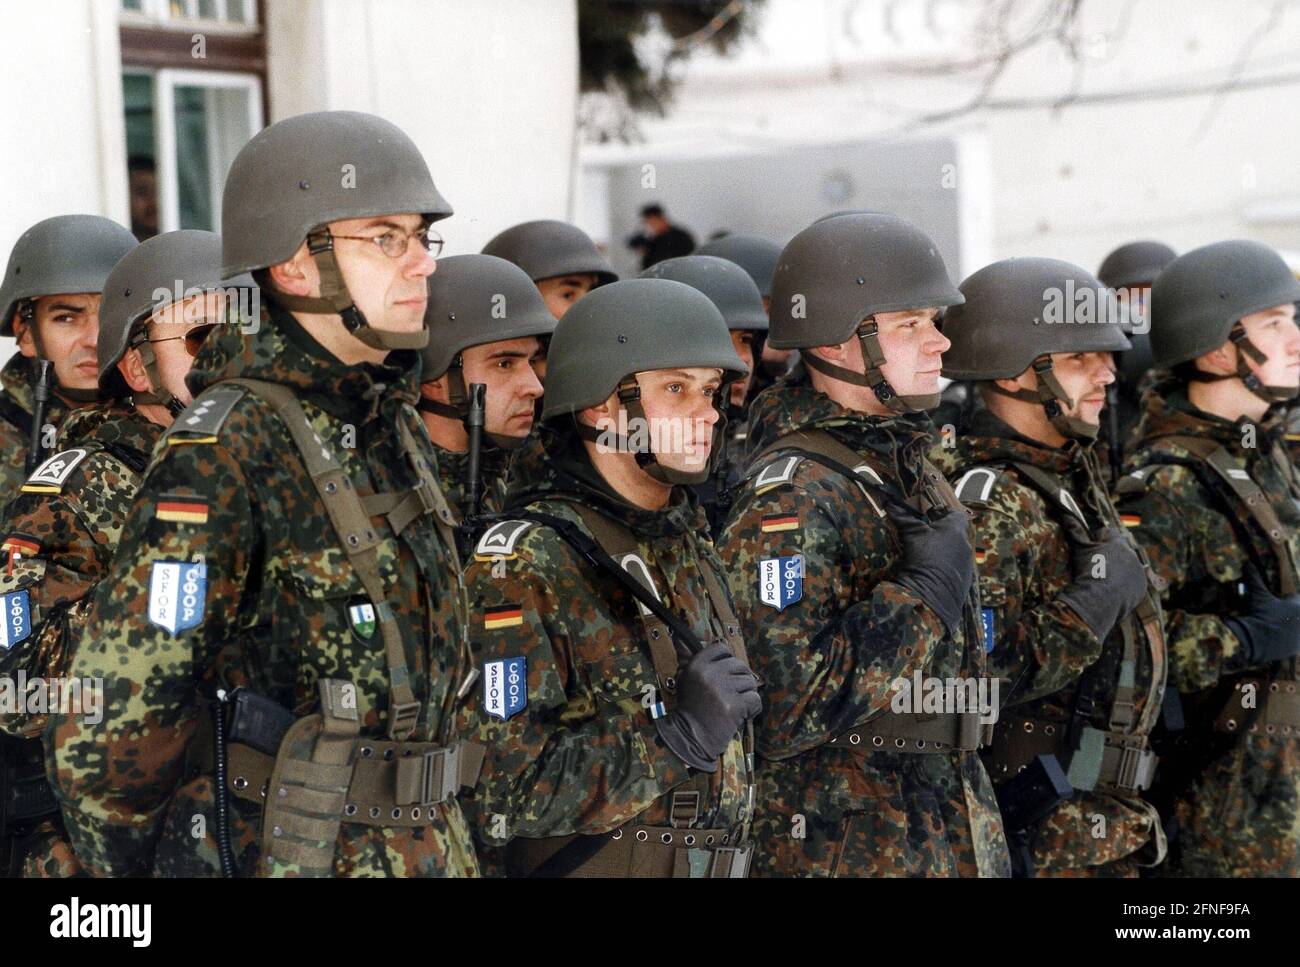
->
[639,255,768,536]
[481,219,617,383]
[0,216,138,498]
[718,212,1010,877]
[1116,239,1300,877]
[464,278,761,877]
[0,230,226,878]
[48,111,482,878]
[938,257,1167,877]
[417,254,556,517]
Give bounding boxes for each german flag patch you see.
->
[974,547,988,564]
[484,603,524,630]
[155,496,210,525]
[1121,513,1141,528]
[760,513,799,534]
[2,535,40,558]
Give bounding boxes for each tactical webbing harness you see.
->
[183,380,483,876]
[743,427,994,754]
[956,457,1168,802]
[474,504,756,878]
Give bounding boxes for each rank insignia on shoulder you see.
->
[165,385,245,446]
[148,560,207,634]
[754,456,801,495]
[474,520,536,561]
[155,495,210,525]
[760,513,799,534]
[982,608,996,653]
[483,656,527,720]
[0,590,32,650]
[21,448,90,494]
[484,603,524,630]
[758,555,803,611]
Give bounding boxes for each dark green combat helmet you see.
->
[1097,240,1177,291]
[942,257,1130,439]
[98,230,234,413]
[695,234,782,299]
[221,110,451,352]
[481,219,617,287]
[768,212,963,412]
[542,277,747,484]
[1150,239,1300,403]
[638,255,767,331]
[419,253,556,447]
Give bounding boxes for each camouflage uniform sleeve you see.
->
[717,476,947,760]
[466,529,692,844]
[0,468,112,736]
[47,434,256,876]
[970,481,1101,705]
[1116,464,1244,693]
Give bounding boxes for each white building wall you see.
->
[580,0,1300,276]
[266,0,580,255]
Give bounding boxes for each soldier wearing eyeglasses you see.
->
[0,230,228,878]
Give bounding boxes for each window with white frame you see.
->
[120,0,258,29]
[119,1,265,240]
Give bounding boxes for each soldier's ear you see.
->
[13,312,35,358]
[1197,342,1236,377]
[267,241,316,298]
[420,375,451,405]
[578,392,617,428]
[118,347,152,394]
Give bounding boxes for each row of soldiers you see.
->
[0,109,1296,878]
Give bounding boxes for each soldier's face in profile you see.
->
[1237,302,1300,391]
[145,292,223,407]
[729,330,756,406]
[16,293,102,393]
[536,274,597,320]
[872,307,949,398]
[633,366,723,474]
[461,336,544,440]
[1044,350,1117,428]
[329,213,435,336]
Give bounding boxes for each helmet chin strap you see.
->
[416,357,527,450]
[987,355,1099,441]
[573,375,729,486]
[799,319,940,413]
[1189,322,1297,405]
[267,228,429,352]
[25,305,105,404]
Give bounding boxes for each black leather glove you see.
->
[1225,564,1300,664]
[654,642,761,773]
[891,509,975,635]
[1057,528,1148,641]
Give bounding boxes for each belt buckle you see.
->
[388,701,420,740]
[958,712,982,751]
[1115,743,1156,792]
[395,747,451,807]
[709,845,752,879]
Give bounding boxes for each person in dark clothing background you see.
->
[627,203,695,269]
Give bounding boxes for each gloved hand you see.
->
[1057,528,1148,641]
[1225,564,1300,664]
[891,509,975,635]
[655,642,761,773]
